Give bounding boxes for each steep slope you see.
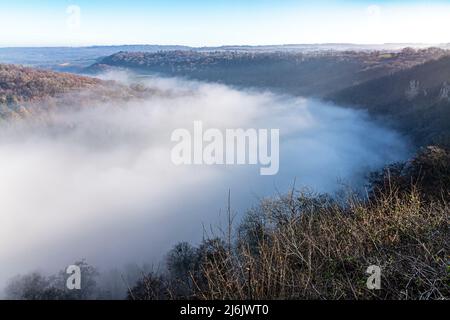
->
[88,48,449,97]
[330,56,450,146]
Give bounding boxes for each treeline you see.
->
[6,146,449,300]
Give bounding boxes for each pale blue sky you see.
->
[0,0,449,47]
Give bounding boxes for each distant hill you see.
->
[0,64,160,119]
[330,55,450,146]
[4,44,449,72]
[0,45,194,72]
[87,48,450,97]
[86,48,450,147]
[0,64,101,103]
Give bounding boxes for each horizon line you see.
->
[1,42,449,50]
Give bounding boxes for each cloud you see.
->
[0,74,410,294]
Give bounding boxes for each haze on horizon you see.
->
[0,0,450,47]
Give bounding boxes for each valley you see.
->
[0,44,448,300]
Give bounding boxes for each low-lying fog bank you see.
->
[0,73,410,295]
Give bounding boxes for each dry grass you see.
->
[193,188,449,300]
[129,146,449,300]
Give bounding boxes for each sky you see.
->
[0,0,449,47]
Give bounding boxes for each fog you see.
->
[0,73,410,294]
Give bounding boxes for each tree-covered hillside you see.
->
[88,48,449,97]
[87,48,450,147]
[0,64,101,104]
[0,64,161,119]
[330,56,450,147]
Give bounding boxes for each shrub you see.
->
[131,147,449,300]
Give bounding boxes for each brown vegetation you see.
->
[0,64,160,120]
[0,64,101,104]
[129,146,449,300]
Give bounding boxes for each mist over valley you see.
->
[0,70,411,295]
